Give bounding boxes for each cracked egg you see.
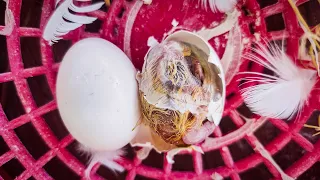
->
[131,30,226,162]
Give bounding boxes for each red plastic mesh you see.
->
[0,0,319,179]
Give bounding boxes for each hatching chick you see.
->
[138,40,222,146]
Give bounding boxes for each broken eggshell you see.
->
[131,30,226,163]
[165,31,226,125]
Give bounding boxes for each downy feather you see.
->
[77,144,125,178]
[199,0,238,13]
[43,0,104,45]
[240,41,317,119]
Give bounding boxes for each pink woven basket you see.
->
[0,0,319,179]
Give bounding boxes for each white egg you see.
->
[56,38,140,151]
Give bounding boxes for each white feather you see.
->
[43,0,104,45]
[240,42,317,119]
[199,0,238,12]
[78,144,125,178]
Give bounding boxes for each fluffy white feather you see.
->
[78,144,125,178]
[199,0,238,12]
[43,0,104,45]
[240,42,317,119]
